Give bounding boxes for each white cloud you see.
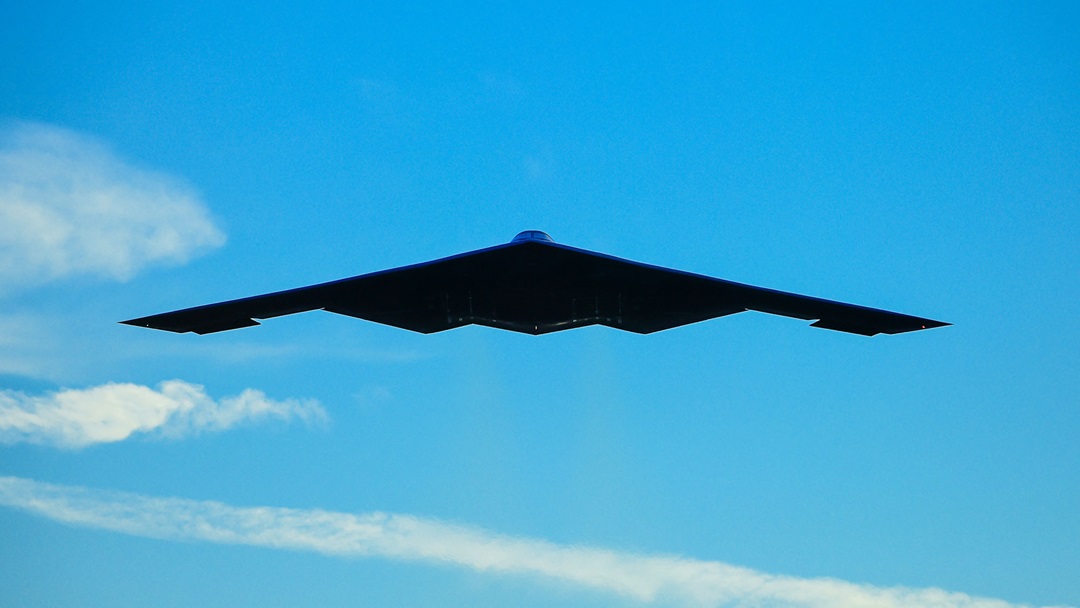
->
[0,121,225,291]
[0,476,1058,608]
[0,381,326,448]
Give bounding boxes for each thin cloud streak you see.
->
[0,312,58,379]
[0,476,1054,608]
[0,121,224,292]
[0,381,326,448]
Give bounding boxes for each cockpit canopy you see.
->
[511,230,554,243]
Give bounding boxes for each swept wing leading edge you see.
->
[121,232,948,337]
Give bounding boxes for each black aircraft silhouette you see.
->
[122,230,948,337]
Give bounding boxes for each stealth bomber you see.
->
[122,230,948,337]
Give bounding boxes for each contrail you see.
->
[0,476,1057,608]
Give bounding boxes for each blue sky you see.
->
[1,2,1077,606]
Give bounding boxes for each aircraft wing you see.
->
[122,236,947,336]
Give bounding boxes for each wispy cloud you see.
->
[0,121,225,292]
[0,476,1054,608]
[0,381,325,448]
[0,312,58,379]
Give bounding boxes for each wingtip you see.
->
[119,313,261,334]
[896,319,950,334]
[119,316,187,333]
